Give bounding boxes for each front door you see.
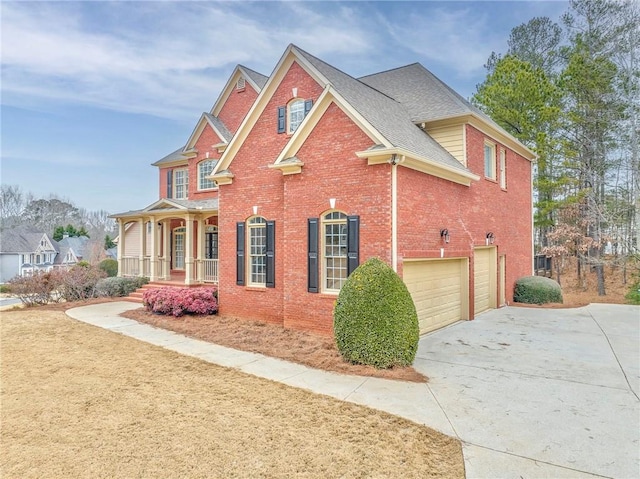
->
[173,227,185,270]
[205,226,218,259]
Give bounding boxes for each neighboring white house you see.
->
[0,226,103,283]
[0,226,59,283]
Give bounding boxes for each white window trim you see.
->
[247,216,267,287]
[321,210,348,294]
[499,148,507,189]
[198,160,218,191]
[173,168,189,199]
[288,99,305,134]
[484,141,497,180]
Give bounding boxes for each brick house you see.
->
[113,44,535,335]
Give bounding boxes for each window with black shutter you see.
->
[307,218,319,293]
[236,222,245,285]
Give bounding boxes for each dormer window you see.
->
[277,99,313,134]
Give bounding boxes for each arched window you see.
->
[288,99,305,133]
[248,216,267,286]
[322,211,348,291]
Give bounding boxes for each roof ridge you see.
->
[357,62,421,80]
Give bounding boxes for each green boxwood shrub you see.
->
[625,277,640,305]
[513,276,563,304]
[96,276,149,297]
[333,257,419,369]
[99,259,118,277]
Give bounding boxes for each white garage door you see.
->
[404,259,465,334]
[474,247,496,315]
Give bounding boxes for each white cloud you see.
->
[380,6,505,77]
[0,1,373,120]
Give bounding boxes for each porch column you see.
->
[161,220,170,280]
[117,219,125,277]
[138,218,145,277]
[149,219,158,281]
[185,214,195,285]
[196,216,204,282]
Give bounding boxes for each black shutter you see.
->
[308,218,319,293]
[166,170,173,198]
[266,220,275,288]
[304,99,313,117]
[277,106,286,133]
[236,222,245,286]
[347,215,360,276]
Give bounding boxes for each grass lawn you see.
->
[1,309,464,478]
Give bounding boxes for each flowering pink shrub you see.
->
[142,287,218,317]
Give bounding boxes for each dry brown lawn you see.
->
[1,309,464,479]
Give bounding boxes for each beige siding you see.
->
[123,222,142,257]
[426,124,465,166]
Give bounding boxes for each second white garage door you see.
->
[474,247,496,315]
[403,259,467,334]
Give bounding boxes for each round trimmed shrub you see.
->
[513,276,563,304]
[333,257,419,369]
[99,258,118,277]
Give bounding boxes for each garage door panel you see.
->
[404,259,465,334]
[474,248,495,315]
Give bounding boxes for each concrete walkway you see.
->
[66,302,639,479]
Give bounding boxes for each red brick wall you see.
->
[280,102,389,335]
[217,60,325,326]
[218,82,260,135]
[396,124,532,316]
[157,124,222,202]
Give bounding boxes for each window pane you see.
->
[323,213,348,291]
[248,217,267,285]
[288,100,305,133]
[484,144,495,179]
[199,160,217,190]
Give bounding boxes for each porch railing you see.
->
[121,256,140,277]
[201,259,219,283]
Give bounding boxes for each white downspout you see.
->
[391,160,399,272]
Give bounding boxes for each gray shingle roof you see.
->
[152,147,184,166]
[359,63,504,131]
[0,225,57,253]
[295,47,469,173]
[56,236,90,259]
[204,113,232,142]
[239,65,268,89]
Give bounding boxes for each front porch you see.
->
[112,198,219,285]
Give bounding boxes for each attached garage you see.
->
[403,258,468,334]
[474,247,497,315]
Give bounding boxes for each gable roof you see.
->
[210,64,268,117]
[212,44,479,185]
[359,63,535,159]
[56,236,90,260]
[239,64,268,90]
[111,198,219,219]
[0,226,58,254]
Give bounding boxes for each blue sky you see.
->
[1,1,568,214]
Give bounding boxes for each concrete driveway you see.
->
[414,303,639,478]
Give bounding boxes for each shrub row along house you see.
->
[0,225,109,283]
[112,44,535,335]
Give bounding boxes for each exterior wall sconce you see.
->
[440,228,450,244]
[486,232,495,245]
[253,205,258,215]
[329,198,336,209]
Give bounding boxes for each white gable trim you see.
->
[211,45,331,178]
[356,147,480,186]
[183,113,228,152]
[271,86,389,173]
[211,65,265,117]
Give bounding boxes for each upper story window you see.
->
[173,169,189,199]
[198,160,217,190]
[484,141,496,180]
[288,99,305,133]
[499,148,507,189]
[277,99,313,134]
